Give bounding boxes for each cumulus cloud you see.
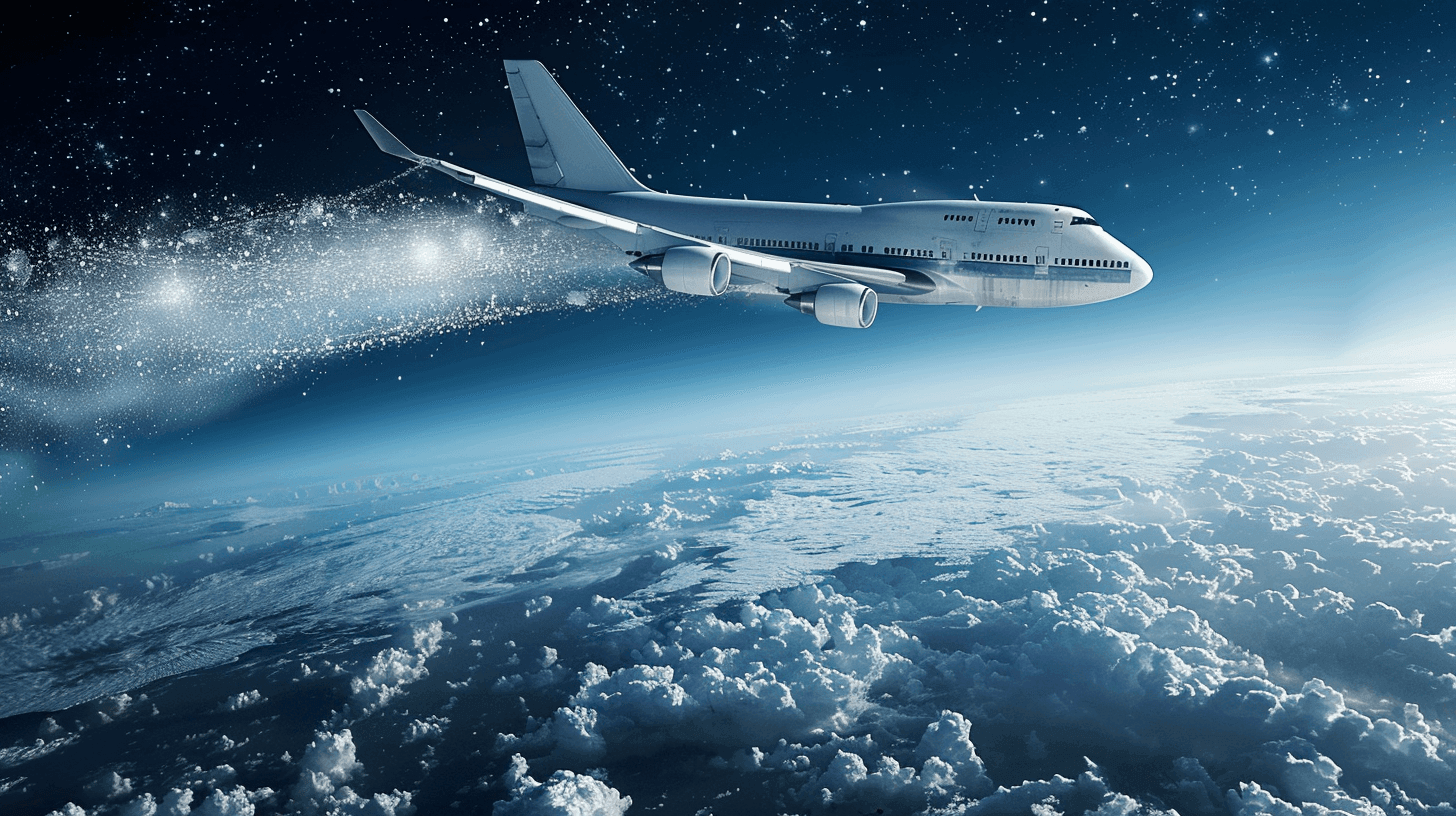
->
[289,729,414,816]
[190,786,265,816]
[404,716,449,744]
[350,621,445,712]
[493,755,630,816]
[221,689,264,712]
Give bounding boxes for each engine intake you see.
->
[784,283,878,329]
[629,246,730,296]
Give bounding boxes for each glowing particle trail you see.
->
[0,174,667,459]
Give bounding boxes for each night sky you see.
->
[2,0,1453,501]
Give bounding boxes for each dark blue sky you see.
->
[2,0,1453,507]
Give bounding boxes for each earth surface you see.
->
[3,364,1455,815]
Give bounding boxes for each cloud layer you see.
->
[8,371,1456,815]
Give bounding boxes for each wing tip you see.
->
[353,109,421,163]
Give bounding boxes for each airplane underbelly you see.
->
[882,263,1134,307]
[973,276,1122,308]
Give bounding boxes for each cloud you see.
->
[221,689,264,712]
[82,770,134,801]
[404,716,449,744]
[289,729,414,816]
[349,621,445,712]
[190,786,266,816]
[14,371,1456,815]
[493,755,630,816]
[491,396,1456,813]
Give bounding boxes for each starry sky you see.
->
[1,0,1453,503]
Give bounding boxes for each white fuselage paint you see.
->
[550,190,1153,308]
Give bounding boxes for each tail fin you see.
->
[503,60,648,192]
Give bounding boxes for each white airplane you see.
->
[356,60,1151,329]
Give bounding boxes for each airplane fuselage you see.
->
[546,190,1151,308]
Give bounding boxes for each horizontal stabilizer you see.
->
[354,110,424,163]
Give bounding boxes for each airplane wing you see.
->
[353,110,915,294]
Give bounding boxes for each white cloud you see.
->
[221,689,264,711]
[350,621,446,712]
[190,786,264,816]
[960,761,1172,815]
[83,770,134,801]
[404,716,449,744]
[288,729,414,816]
[291,730,362,807]
[117,792,157,816]
[493,755,630,816]
[915,711,994,797]
[159,788,194,816]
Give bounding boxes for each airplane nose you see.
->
[1131,260,1153,291]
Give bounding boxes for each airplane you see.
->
[355,60,1151,329]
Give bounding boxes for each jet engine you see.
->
[629,246,731,296]
[784,283,878,329]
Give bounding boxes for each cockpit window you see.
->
[1070,216,1101,227]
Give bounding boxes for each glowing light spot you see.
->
[412,240,441,267]
[153,277,192,307]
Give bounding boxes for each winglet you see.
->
[354,110,424,163]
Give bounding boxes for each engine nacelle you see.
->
[632,246,731,296]
[784,283,878,329]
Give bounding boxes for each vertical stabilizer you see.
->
[503,60,648,192]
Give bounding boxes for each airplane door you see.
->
[1035,245,1049,275]
[974,211,990,232]
[940,239,956,260]
[715,223,730,244]
[825,233,838,253]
